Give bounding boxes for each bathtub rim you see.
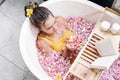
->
[40,0,104,11]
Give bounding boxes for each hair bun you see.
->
[24,2,39,17]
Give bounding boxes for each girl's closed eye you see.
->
[47,26,53,30]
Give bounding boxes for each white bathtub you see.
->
[19,0,120,80]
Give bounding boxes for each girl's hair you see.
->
[24,2,53,30]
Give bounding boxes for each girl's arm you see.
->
[37,39,53,54]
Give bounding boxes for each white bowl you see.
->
[19,0,104,80]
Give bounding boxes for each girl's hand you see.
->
[66,35,82,51]
[66,43,76,51]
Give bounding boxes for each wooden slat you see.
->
[82,52,96,61]
[92,36,101,40]
[93,33,104,39]
[90,37,98,42]
[89,41,95,46]
[87,43,97,50]
[86,46,97,54]
[84,50,98,58]
[81,54,93,63]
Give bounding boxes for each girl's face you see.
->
[41,14,56,34]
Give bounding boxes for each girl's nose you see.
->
[53,21,58,30]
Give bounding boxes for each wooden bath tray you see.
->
[64,29,119,80]
[63,7,120,80]
[63,23,120,80]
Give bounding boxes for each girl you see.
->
[24,2,76,58]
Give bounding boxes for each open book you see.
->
[90,54,119,69]
[95,36,120,57]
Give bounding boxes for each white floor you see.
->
[0,0,43,80]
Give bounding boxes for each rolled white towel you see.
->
[100,21,111,31]
[111,23,120,34]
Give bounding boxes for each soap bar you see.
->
[95,36,119,56]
